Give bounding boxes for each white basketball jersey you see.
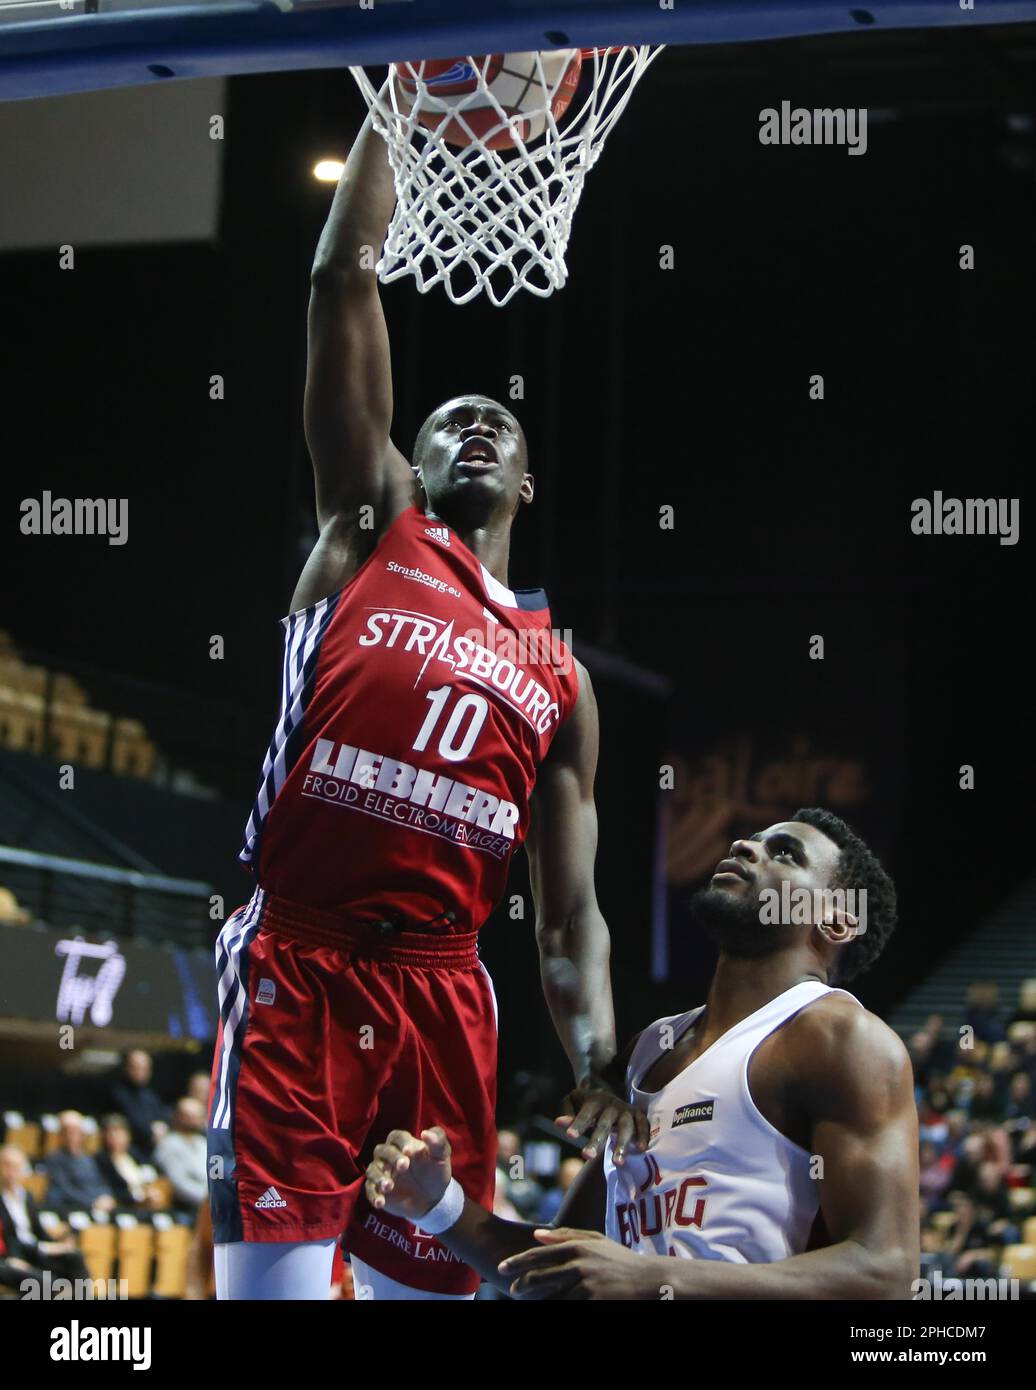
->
[603,981,860,1264]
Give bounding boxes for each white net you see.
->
[349,46,664,307]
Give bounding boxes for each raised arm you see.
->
[293,111,415,611]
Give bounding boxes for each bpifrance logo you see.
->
[673,1100,715,1127]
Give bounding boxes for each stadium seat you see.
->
[40,1115,60,1154]
[1000,1244,1036,1280]
[152,1224,192,1298]
[148,1176,174,1210]
[50,705,109,769]
[79,1223,117,1283]
[0,687,43,753]
[116,1224,154,1298]
[21,1171,48,1203]
[1023,1216,1036,1247]
[111,717,157,779]
[83,1119,102,1156]
[3,1116,41,1157]
[1007,1186,1035,1211]
[0,887,31,926]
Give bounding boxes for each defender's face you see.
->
[710,820,842,908]
[417,396,531,513]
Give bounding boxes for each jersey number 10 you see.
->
[412,687,489,763]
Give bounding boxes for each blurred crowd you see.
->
[3,980,1035,1299]
[0,1049,211,1297]
[911,981,1036,1285]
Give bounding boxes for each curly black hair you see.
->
[792,806,897,983]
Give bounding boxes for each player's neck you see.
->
[427,506,512,588]
[702,953,827,1041]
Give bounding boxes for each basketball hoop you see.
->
[349,45,664,307]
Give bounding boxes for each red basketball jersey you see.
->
[241,506,580,931]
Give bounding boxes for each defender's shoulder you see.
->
[783,992,912,1097]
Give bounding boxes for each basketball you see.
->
[392,50,583,150]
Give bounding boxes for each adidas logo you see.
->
[425,525,450,547]
[254,1186,288,1209]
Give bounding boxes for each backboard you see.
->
[3,0,1036,102]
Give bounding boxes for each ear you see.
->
[818,910,861,945]
[520,473,534,505]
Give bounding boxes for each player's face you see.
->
[691,821,842,957]
[710,821,841,904]
[417,396,531,517]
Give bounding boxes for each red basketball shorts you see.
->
[207,887,498,1295]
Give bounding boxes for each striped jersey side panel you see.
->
[239,595,340,868]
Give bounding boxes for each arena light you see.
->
[312,159,344,182]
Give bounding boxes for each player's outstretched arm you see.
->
[295,112,414,609]
[526,664,648,1161]
[364,1128,608,1296]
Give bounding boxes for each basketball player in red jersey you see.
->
[365,810,921,1299]
[207,114,645,1301]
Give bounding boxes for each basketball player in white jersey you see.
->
[364,808,920,1298]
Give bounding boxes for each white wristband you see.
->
[416,1177,464,1235]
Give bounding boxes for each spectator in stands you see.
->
[942,1193,996,1278]
[950,1132,986,1198]
[918,1014,954,1073]
[154,1098,207,1218]
[964,982,1005,1046]
[1005,1071,1032,1124]
[493,1129,544,1222]
[967,1161,1019,1250]
[185,1072,211,1108]
[918,1085,952,1145]
[967,1073,1004,1124]
[918,1225,952,1282]
[1014,1116,1036,1166]
[44,1112,116,1220]
[947,1038,987,1093]
[942,1109,968,1153]
[103,1050,169,1159]
[95,1115,162,1213]
[1019,1030,1036,1088]
[908,1029,938,1092]
[1007,979,1036,1029]
[537,1156,585,1224]
[0,1143,89,1289]
[918,1140,954,1203]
